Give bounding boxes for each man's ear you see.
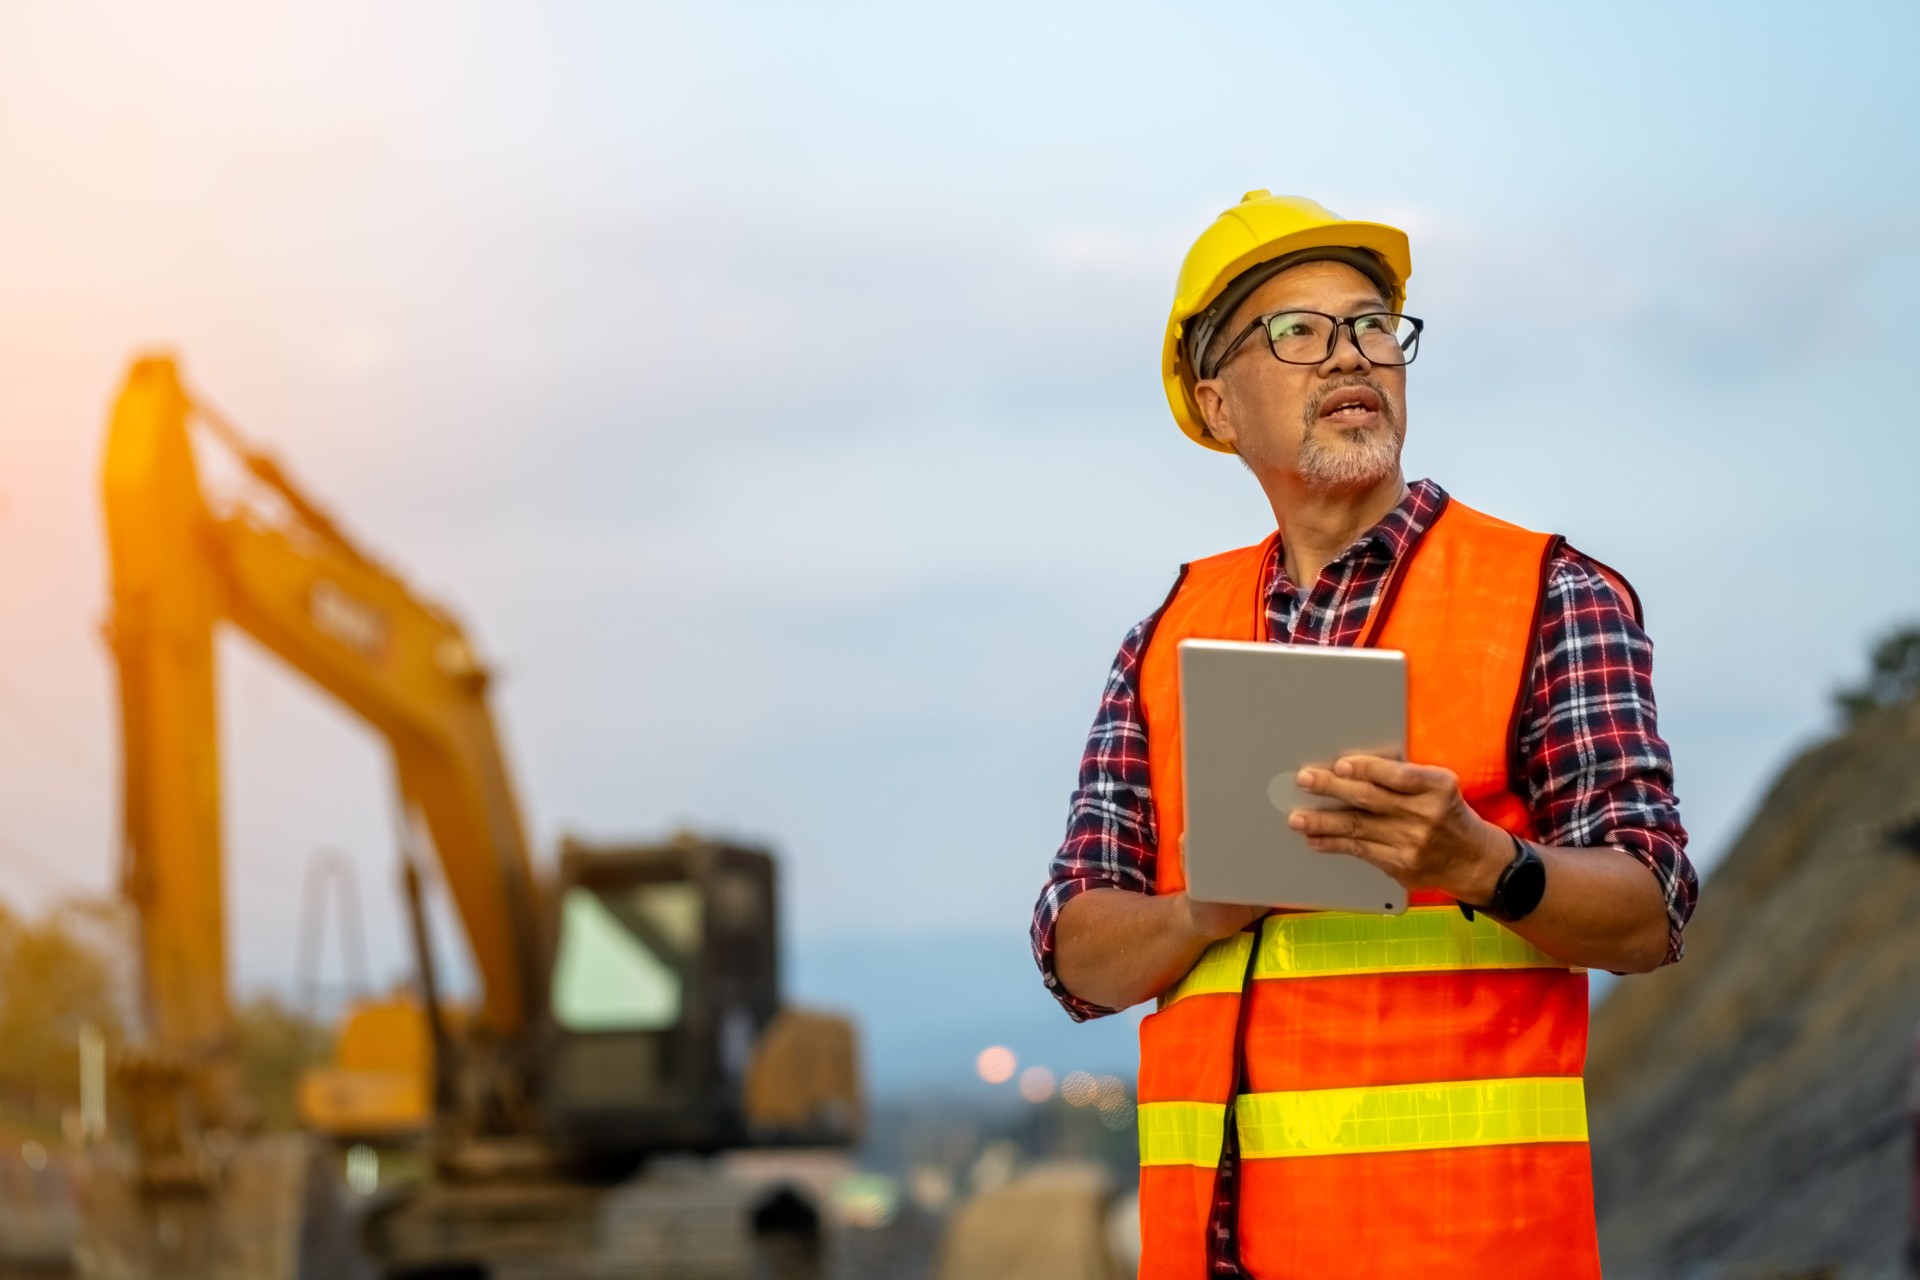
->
[1193,378,1239,451]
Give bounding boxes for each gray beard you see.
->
[1297,416,1405,490]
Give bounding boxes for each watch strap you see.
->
[1457,834,1545,923]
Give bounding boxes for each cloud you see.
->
[1410,210,1920,387]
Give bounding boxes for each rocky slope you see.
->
[1587,696,1920,1278]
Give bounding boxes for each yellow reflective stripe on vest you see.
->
[1137,1078,1587,1168]
[1157,932,1254,1008]
[1158,908,1568,1009]
[1254,906,1565,980]
[1137,1100,1227,1167]
[1236,1076,1587,1159]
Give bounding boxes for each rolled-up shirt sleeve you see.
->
[1518,549,1698,964]
[1031,617,1162,1021]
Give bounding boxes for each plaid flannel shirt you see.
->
[1031,478,1695,1023]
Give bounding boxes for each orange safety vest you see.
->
[1134,496,1602,1279]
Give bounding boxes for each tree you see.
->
[1835,625,1920,722]
[235,995,332,1132]
[0,897,127,1130]
[0,896,331,1135]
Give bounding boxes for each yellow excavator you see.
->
[86,354,861,1279]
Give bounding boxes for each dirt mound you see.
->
[1587,698,1920,1278]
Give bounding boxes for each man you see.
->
[1030,192,1696,1278]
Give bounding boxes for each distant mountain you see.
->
[1587,695,1920,1277]
[789,925,1142,1098]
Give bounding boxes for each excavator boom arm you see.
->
[102,356,545,1054]
[214,513,543,1031]
[103,360,228,1060]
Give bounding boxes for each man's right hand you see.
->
[1056,888,1266,1012]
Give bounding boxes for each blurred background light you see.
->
[973,1045,1015,1085]
[1016,1064,1055,1104]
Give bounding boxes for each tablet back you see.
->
[1179,639,1408,915]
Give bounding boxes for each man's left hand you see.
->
[1290,755,1507,903]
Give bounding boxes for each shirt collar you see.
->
[1365,477,1448,561]
[1267,477,1450,592]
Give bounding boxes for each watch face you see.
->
[1500,853,1548,920]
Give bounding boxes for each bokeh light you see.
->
[832,1173,901,1229]
[969,1140,1019,1194]
[907,1165,955,1214]
[1018,1065,1056,1103]
[1094,1074,1134,1129]
[975,1044,1016,1085]
[1061,1070,1097,1107]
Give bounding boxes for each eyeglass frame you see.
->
[1201,309,1425,379]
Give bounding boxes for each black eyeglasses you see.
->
[1205,310,1424,377]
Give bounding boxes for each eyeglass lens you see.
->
[1265,312,1420,366]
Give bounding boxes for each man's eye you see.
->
[1352,316,1387,334]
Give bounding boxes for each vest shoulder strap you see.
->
[1371,499,1556,818]
[1137,534,1276,894]
[1168,534,1279,643]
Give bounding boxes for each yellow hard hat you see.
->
[1162,191,1412,451]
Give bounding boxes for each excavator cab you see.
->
[541,835,861,1162]
[544,836,780,1156]
[303,833,862,1164]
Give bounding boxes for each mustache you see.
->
[1304,374,1400,424]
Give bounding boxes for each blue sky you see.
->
[1,1,1916,1090]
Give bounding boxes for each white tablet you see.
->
[1179,639,1409,915]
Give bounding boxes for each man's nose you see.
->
[1321,321,1372,374]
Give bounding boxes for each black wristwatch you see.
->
[1458,835,1547,923]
